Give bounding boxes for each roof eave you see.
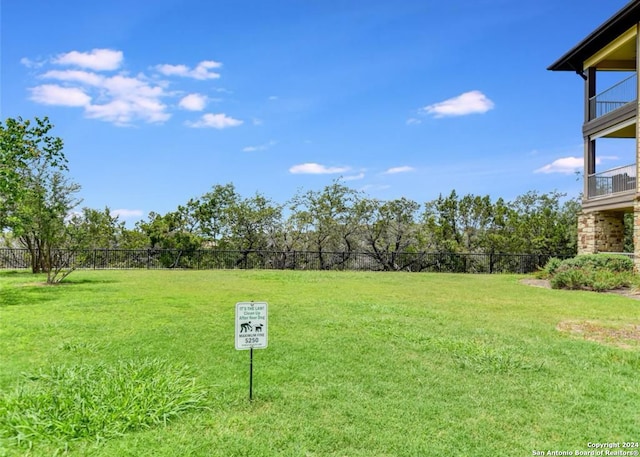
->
[548,0,640,72]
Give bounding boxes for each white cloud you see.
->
[20,57,45,69]
[384,166,414,174]
[86,75,169,125]
[24,49,235,127]
[53,49,123,71]
[29,84,91,106]
[289,163,350,174]
[35,65,170,125]
[422,90,494,118]
[406,118,422,125]
[112,209,144,219]
[344,172,365,181]
[42,69,105,86]
[155,60,222,80]
[534,156,619,174]
[179,93,207,111]
[186,113,243,129]
[534,157,583,174]
[242,140,276,152]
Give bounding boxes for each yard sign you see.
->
[235,302,268,350]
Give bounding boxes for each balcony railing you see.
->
[587,163,636,199]
[589,73,637,120]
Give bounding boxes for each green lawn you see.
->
[0,269,638,456]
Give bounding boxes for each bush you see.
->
[550,267,588,290]
[590,269,633,292]
[547,254,634,291]
[540,257,563,278]
[557,254,633,273]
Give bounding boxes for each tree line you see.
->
[1,117,581,282]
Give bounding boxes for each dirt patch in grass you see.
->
[520,278,552,289]
[520,279,640,349]
[556,320,640,350]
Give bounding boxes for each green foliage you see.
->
[0,116,67,229]
[540,257,563,278]
[504,191,579,256]
[557,253,633,273]
[356,196,423,270]
[547,254,634,291]
[287,180,364,267]
[0,117,82,282]
[421,190,579,256]
[549,267,589,290]
[67,207,124,250]
[0,359,207,449]
[590,269,632,292]
[1,118,585,267]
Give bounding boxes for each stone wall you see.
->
[577,211,625,254]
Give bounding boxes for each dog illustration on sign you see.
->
[254,324,263,332]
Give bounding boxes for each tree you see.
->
[136,210,203,267]
[422,190,463,251]
[191,183,239,247]
[0,117,81,283]
[227,192,282,265]
[506,191,578,256]
[0,117,67,230]
[356,197,422,270]
[67,207,124,249]
[288,181,362,269]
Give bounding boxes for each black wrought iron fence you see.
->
[0,248,566,274]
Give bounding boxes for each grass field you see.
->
[0,269,639,456]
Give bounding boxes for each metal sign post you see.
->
[235,302,268,401]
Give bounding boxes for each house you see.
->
[549,0,640,267]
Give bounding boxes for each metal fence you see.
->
[0,248,565,274]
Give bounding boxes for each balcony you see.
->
[587,163,636,199]
[589,73,637,121]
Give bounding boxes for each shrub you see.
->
[558,254,633,273]
[550,267,588,290]
[547,254,634,291]
[540,257,563,278]
[590,269,633,292]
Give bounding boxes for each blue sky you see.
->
[1,0,632,223]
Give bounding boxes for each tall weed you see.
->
[0,358,208,449]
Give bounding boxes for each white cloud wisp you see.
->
[422,90,494,118]
[24,49,240,127]
[186,113,243,129]
[155,60,222,80]
[384,166,414,174]
[53,49,123,71]
[179,93,207,111]
[289,163,351,174]
[534,155,619,174]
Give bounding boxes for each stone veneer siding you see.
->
[577,211,625,254]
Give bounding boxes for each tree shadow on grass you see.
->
[0,271,118,307]
[62,277,118,285]
[0,286,57,307]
